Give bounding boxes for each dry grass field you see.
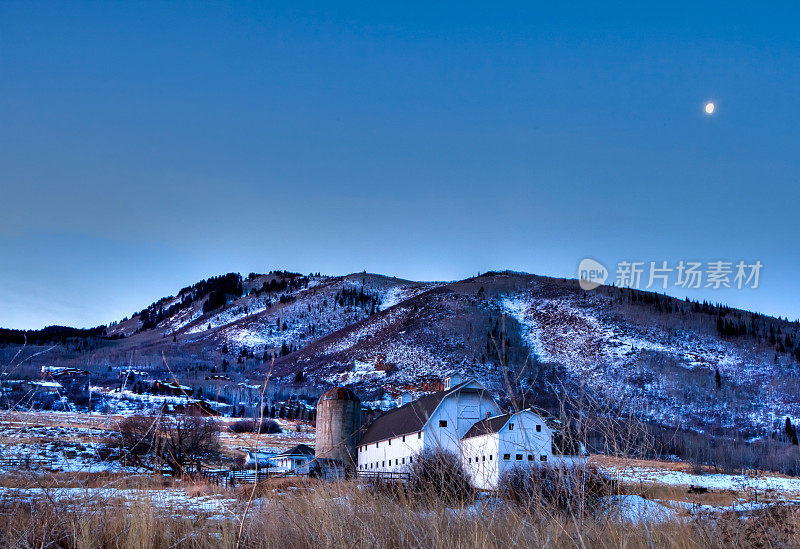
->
[1,476,799,548]
[3,410,800,547]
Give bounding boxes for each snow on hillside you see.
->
[185,296,275,335]
[166,308,203,331]
[378,284,439,311]
[323,307,408,354]
[501,291,795,433]
[326,361,387,385]
[171,276,436,360]
[502,294,743,376]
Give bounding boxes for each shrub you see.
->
[498,464,617,514]
[407,449,473,505]
[229,419,282,434]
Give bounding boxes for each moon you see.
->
[704,102,715,115]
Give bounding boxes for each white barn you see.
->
[355,375,586,489]
[357,375,501,473]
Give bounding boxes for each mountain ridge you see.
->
[3,269,800,443]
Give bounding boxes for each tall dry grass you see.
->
[1,478,799,548]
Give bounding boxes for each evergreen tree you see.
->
[785,417,799,445]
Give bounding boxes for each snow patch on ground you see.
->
[603,495,678,524]
[603,464,800,495]
[0,486,241,516]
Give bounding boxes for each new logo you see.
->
[578,258,608,291]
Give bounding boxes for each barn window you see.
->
[489,455,493,460]
[482,455,485,462]
[536,425,542,432]
[376,442,379,448]
[418,432,422,439]
[503,454,510,461]
[508,423,514,431]
[395,459,398,465]
[402,457,405,464]
[382,461,385,467]
[515,454,522,461]
[528,455,533,461]
[439,420,448,428]
[402,435,405,442]
[540,455,547,462]
[410,456,413,463]
[388,439,391,445]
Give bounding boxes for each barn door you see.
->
[458,393,481,434]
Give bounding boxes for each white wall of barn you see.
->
[461,434,500,490]
[356,383,501,473]
[421,386,502,456]
[357,431,425,471]
[463,411,555,490]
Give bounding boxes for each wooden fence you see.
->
[0,457,55,470]
[201,468,302,487]
[356,470,411,482]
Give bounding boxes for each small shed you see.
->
[25,380,63,393]
[273,444,315,474]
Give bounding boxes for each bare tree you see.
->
[117,414,220,474]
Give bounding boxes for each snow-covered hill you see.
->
[6,270,800,441]
[501,286,798,436]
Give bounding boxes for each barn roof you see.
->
[461,412,513,439]
[359,380,480,445]
[277,444,315,457]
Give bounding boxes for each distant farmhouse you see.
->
[273,444,315,474]
[41,366,90,379]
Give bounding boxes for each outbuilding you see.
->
[461,409,557,490]
[273,444,315,474]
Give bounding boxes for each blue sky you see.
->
[1,2,798,329]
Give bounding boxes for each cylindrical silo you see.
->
[316,387,362,470]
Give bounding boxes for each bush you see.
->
[229,418,282,434]
[407,449,473,505]
[498,465,617,514]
